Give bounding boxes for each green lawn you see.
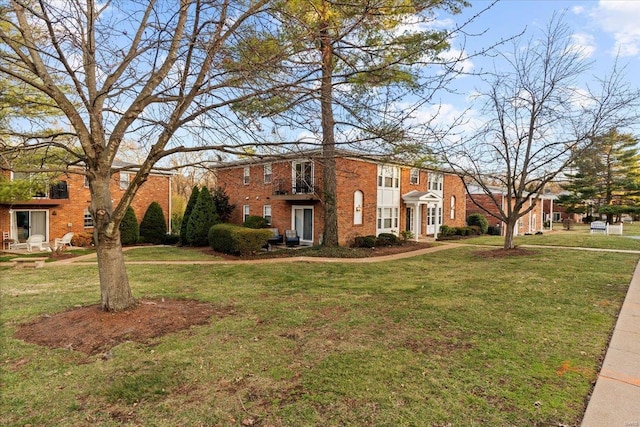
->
[466,222,640,250]
[1,246,637,426]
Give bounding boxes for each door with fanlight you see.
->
[292,206,314,245]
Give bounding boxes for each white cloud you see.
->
[571,6,586,15]
[590,0,640,57]
[569,33,596,59]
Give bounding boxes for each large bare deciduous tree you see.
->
[0,0,294,311]
[440,15,640,249]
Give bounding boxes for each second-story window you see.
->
[264,164,272,184]
[293,160,313,194]
[410,168,419,185]
[428,173,443,191]
[119,172,131,190]
[377,165,399,188]
[243,167,250,185]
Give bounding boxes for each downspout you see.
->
[168,174,172,234]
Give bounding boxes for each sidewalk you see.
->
[581,260,640,427]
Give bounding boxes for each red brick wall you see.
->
[466,192,546,234]
[217,158,467,245]
[443,174,467,228]
[1,171,171,244]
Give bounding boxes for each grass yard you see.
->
[467,222,640,251]
[1,246,637,426]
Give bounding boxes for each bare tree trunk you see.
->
[91,173,136,311]
[503,218,517,250]
[96,230,135,311]
[319,20,339,247]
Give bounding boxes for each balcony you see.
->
[0,181,69,206]
[271,179,320,201]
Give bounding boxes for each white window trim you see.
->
[263,205,272,224]
[243,167,250,185]
[410,168,419,185]
[119,172,131,190]
[263,164,272,184]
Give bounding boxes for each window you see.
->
[450,196,456,220]
[243,205,250,222]
[410,168,419,185]
[84,208,94,228]
[377,207,398,229]
[119,172,131,190]
[553,212,561,222]
[243,167,250,185]
[292,160,313,193]
[263,164,272,184]
[263,205,272,224]
[428,173,443,191]
[377,165,399,188]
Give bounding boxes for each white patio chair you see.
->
[54,232,74,250]
[11,234,48,252]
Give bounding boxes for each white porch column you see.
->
[549,198,554,231]
[433,202,439,240]
[414,203,420,242]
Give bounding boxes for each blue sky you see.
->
[415,0,640,135]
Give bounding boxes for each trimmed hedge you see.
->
[376,233,400,246]
[467,213,489,234]
[243,215,269,229]
[353,235,376,248]
[209,224,273,256]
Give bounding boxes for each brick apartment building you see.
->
[465,185,556,235]
[1,162,172,247]
[215,150,467,246]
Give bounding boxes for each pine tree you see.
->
[564,129,640,222]
[139,202,167,244]
[180,186,200,245]
[119,206,139,245]
[212,187,235,223]
[186,186,219,246]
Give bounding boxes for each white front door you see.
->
[426,205,441,235]
[292,206,313,245]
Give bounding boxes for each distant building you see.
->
[1,161,172,246]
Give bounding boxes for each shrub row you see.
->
[352,232,400,248]
[209,224,273,256]
[439,225,481,238]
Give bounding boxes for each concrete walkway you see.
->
[581,259,640,427]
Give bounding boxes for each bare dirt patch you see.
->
[14,299,232,355]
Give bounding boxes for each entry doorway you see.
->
[13,210,48,242]
[292,206,313,245]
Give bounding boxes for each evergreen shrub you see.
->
[467,213,489,234]
[139,202,167,244]
[120,206,139,245]
[353,235,377,248]
[243,215,269,229]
